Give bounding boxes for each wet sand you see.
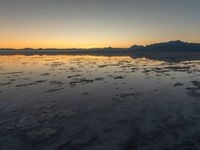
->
[0,55,200,150]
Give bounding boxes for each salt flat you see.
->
[0,55,200,150]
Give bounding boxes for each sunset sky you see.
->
[0,0,200,48]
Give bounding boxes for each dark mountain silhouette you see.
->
[1,40,200,62]
[130,45,145,49]
[130,41,200,62]
[130,40,200,52]
[0,41,200,56]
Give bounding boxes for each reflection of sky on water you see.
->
[0,55,199,112]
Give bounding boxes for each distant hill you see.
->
[130,45,145,49]
[130,41,200,52]
[0,41,200,55]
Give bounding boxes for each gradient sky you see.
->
[0,0,200,48]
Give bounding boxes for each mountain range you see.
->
[130,40,200,52]
[0,41,200,54]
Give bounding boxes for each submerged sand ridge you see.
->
[0,55,200,150]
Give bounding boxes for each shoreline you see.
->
[0,51,200,62]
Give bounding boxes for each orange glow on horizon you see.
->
[0,39,169,49]
[0,43,131,49]
[1,33,200,49]
[1,22,200,49]
[0,40,134,49]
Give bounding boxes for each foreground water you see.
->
[0,55,200,150]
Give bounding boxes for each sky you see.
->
[0,0,200,48]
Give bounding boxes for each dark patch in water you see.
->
[174,83,184,87]
[164,66,191,71]
[67,74,81,78]
[16,80,47,87]
[9,79,16,82]
[116,92,140,98]
[45,88,64,93]
[40,73,50,76]
[69,78,94,87]
[114,76,125,79]
[16,82,37,87]
[82,92,89,96]
[95,77,104,81]
[0,82,12,86]
[0,71,24,75]
[191,81,200,87]
[35,80,47,83]
[186,81,200,97]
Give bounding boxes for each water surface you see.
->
[0,55,200,150]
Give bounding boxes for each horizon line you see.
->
[0,40,200,50]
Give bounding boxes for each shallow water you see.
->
[0,55,200,150]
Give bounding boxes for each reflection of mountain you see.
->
[131,51,200,62]
[130,41,200,52]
